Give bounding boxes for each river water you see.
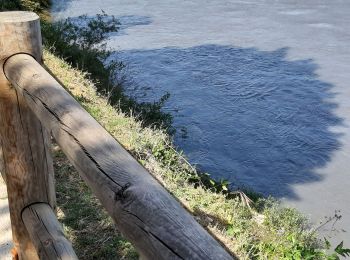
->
[52,0,350,244]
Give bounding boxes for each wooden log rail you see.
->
[0,11,234,260]
[21,203,78,260]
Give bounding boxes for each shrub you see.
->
[42,13,173,130]
[0,0,21,10]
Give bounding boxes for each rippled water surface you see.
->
[52,0,350,243]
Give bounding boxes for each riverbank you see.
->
[55,0,350,247]
[1,1,347,259]
[43,50,325,259]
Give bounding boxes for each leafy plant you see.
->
[5,2,349,259]
[334,241,350,258]
[0,0,21,10]
[57,11,120,49]
[42,13,173,130]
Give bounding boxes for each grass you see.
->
[41,13,173,130]
[2,1,348,259]
[43,50,340,259]
[53,146,137,259]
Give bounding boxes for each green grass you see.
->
[54,147,138,259]
[41,13,173,130]
[2,1,349,259]
[43,50,343,259]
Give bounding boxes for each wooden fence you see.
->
[0,11,234,260]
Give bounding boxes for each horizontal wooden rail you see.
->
[22,203,78,260]
[4,53,233,259]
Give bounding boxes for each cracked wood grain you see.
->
[0,141,5,182]
[0,12,55,260]
[4,53,234,259]
[22,203,78,260]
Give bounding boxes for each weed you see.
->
[41,13,173,130]
[43,50,349,259]
[2,1,349,259]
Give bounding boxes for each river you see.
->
[52,0,350,245]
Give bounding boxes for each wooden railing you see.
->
[0,11,234,260]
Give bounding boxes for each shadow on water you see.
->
[52,13,343,200]
[114,45,343,200]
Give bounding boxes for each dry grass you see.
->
[0,0,339,258]
[53,145,137,259]
[44,50,330,259]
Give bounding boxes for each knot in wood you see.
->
[114,183,131,201]
[43,238,53,247]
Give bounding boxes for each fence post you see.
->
[0,143,5,181]
[0,12,56,259]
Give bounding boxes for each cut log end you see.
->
[0,11,39,23]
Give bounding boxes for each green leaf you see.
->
[324,237,331,250]
[327,253,340,260]
[335,241,350,257]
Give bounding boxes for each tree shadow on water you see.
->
[116,45,343,200]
